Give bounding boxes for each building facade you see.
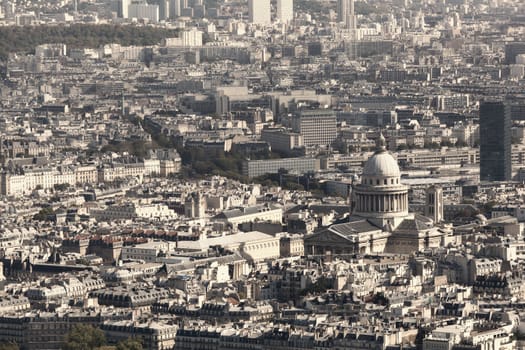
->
[337,0,357,29]
[305,135,447,256]
[276,0,294,23]
[479,101,511,181]
[248,0,271,25]
[292,109,337,147]
[242,157,320,178]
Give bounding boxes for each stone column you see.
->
[394,193,398,211]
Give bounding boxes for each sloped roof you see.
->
[328,220,382,237]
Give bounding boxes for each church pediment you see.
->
[304,229,355,245]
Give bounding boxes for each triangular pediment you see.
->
[304,229,354,245]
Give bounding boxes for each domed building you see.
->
[352,134,409,231]
[304,135,448,256]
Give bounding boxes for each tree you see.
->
[0,343,19,350]
[0,25,180,61]
[64,324,106,350]
[54,183,70,191]
[33,206,55,221]
[116,338,143,350]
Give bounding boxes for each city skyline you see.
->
[0,0,525,349]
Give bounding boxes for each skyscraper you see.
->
[505,42,525,65]
[248,0,271,25]
[337,0,357,29]
[276,0,293,24]
[168,0,180,18]
[156,0,169,20]
[479,101,512,182]
[119,0,130,18]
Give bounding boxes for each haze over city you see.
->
[1,0,525,349]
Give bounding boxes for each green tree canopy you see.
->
[64,324,106,350]
[33,206,55,221]
[0,342,20,350]
[0,24,180,61]
[116,337,143,350]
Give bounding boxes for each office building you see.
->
[242,158,320,178]
[337,0,357,29]
[261,128,304,154]
[156,0,169,20]
[118,0,130,18]
[248,0,271,25]
[505,42,525,65]
[276,0,293,23]
[128,1,159,22]
[182,28,203,46]
[479,101,511,181]
[291,109,337,147]
[169,0,180,18]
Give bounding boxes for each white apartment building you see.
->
[121,240,174,262]
[248,0,271,25]
[128,2,159,22]
[276,0,294,23]
[143,159,161,175]
[177,231,280,263]
[212,204,282,225]
[1,167,75,196]
[163,29,203,47]
[75,165,98,184]
[91,203,176,222]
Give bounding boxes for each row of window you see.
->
[243,241,279,251]
[363,177,399,185]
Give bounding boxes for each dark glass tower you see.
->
[479,101,511,182]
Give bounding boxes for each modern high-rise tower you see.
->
[168,0,180,18]
[156,0,169,20]
[248,0,271,25]
[479,101,512,182]
[118,0,130,18]
[337,0,357,29]
[276,0,293,23]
